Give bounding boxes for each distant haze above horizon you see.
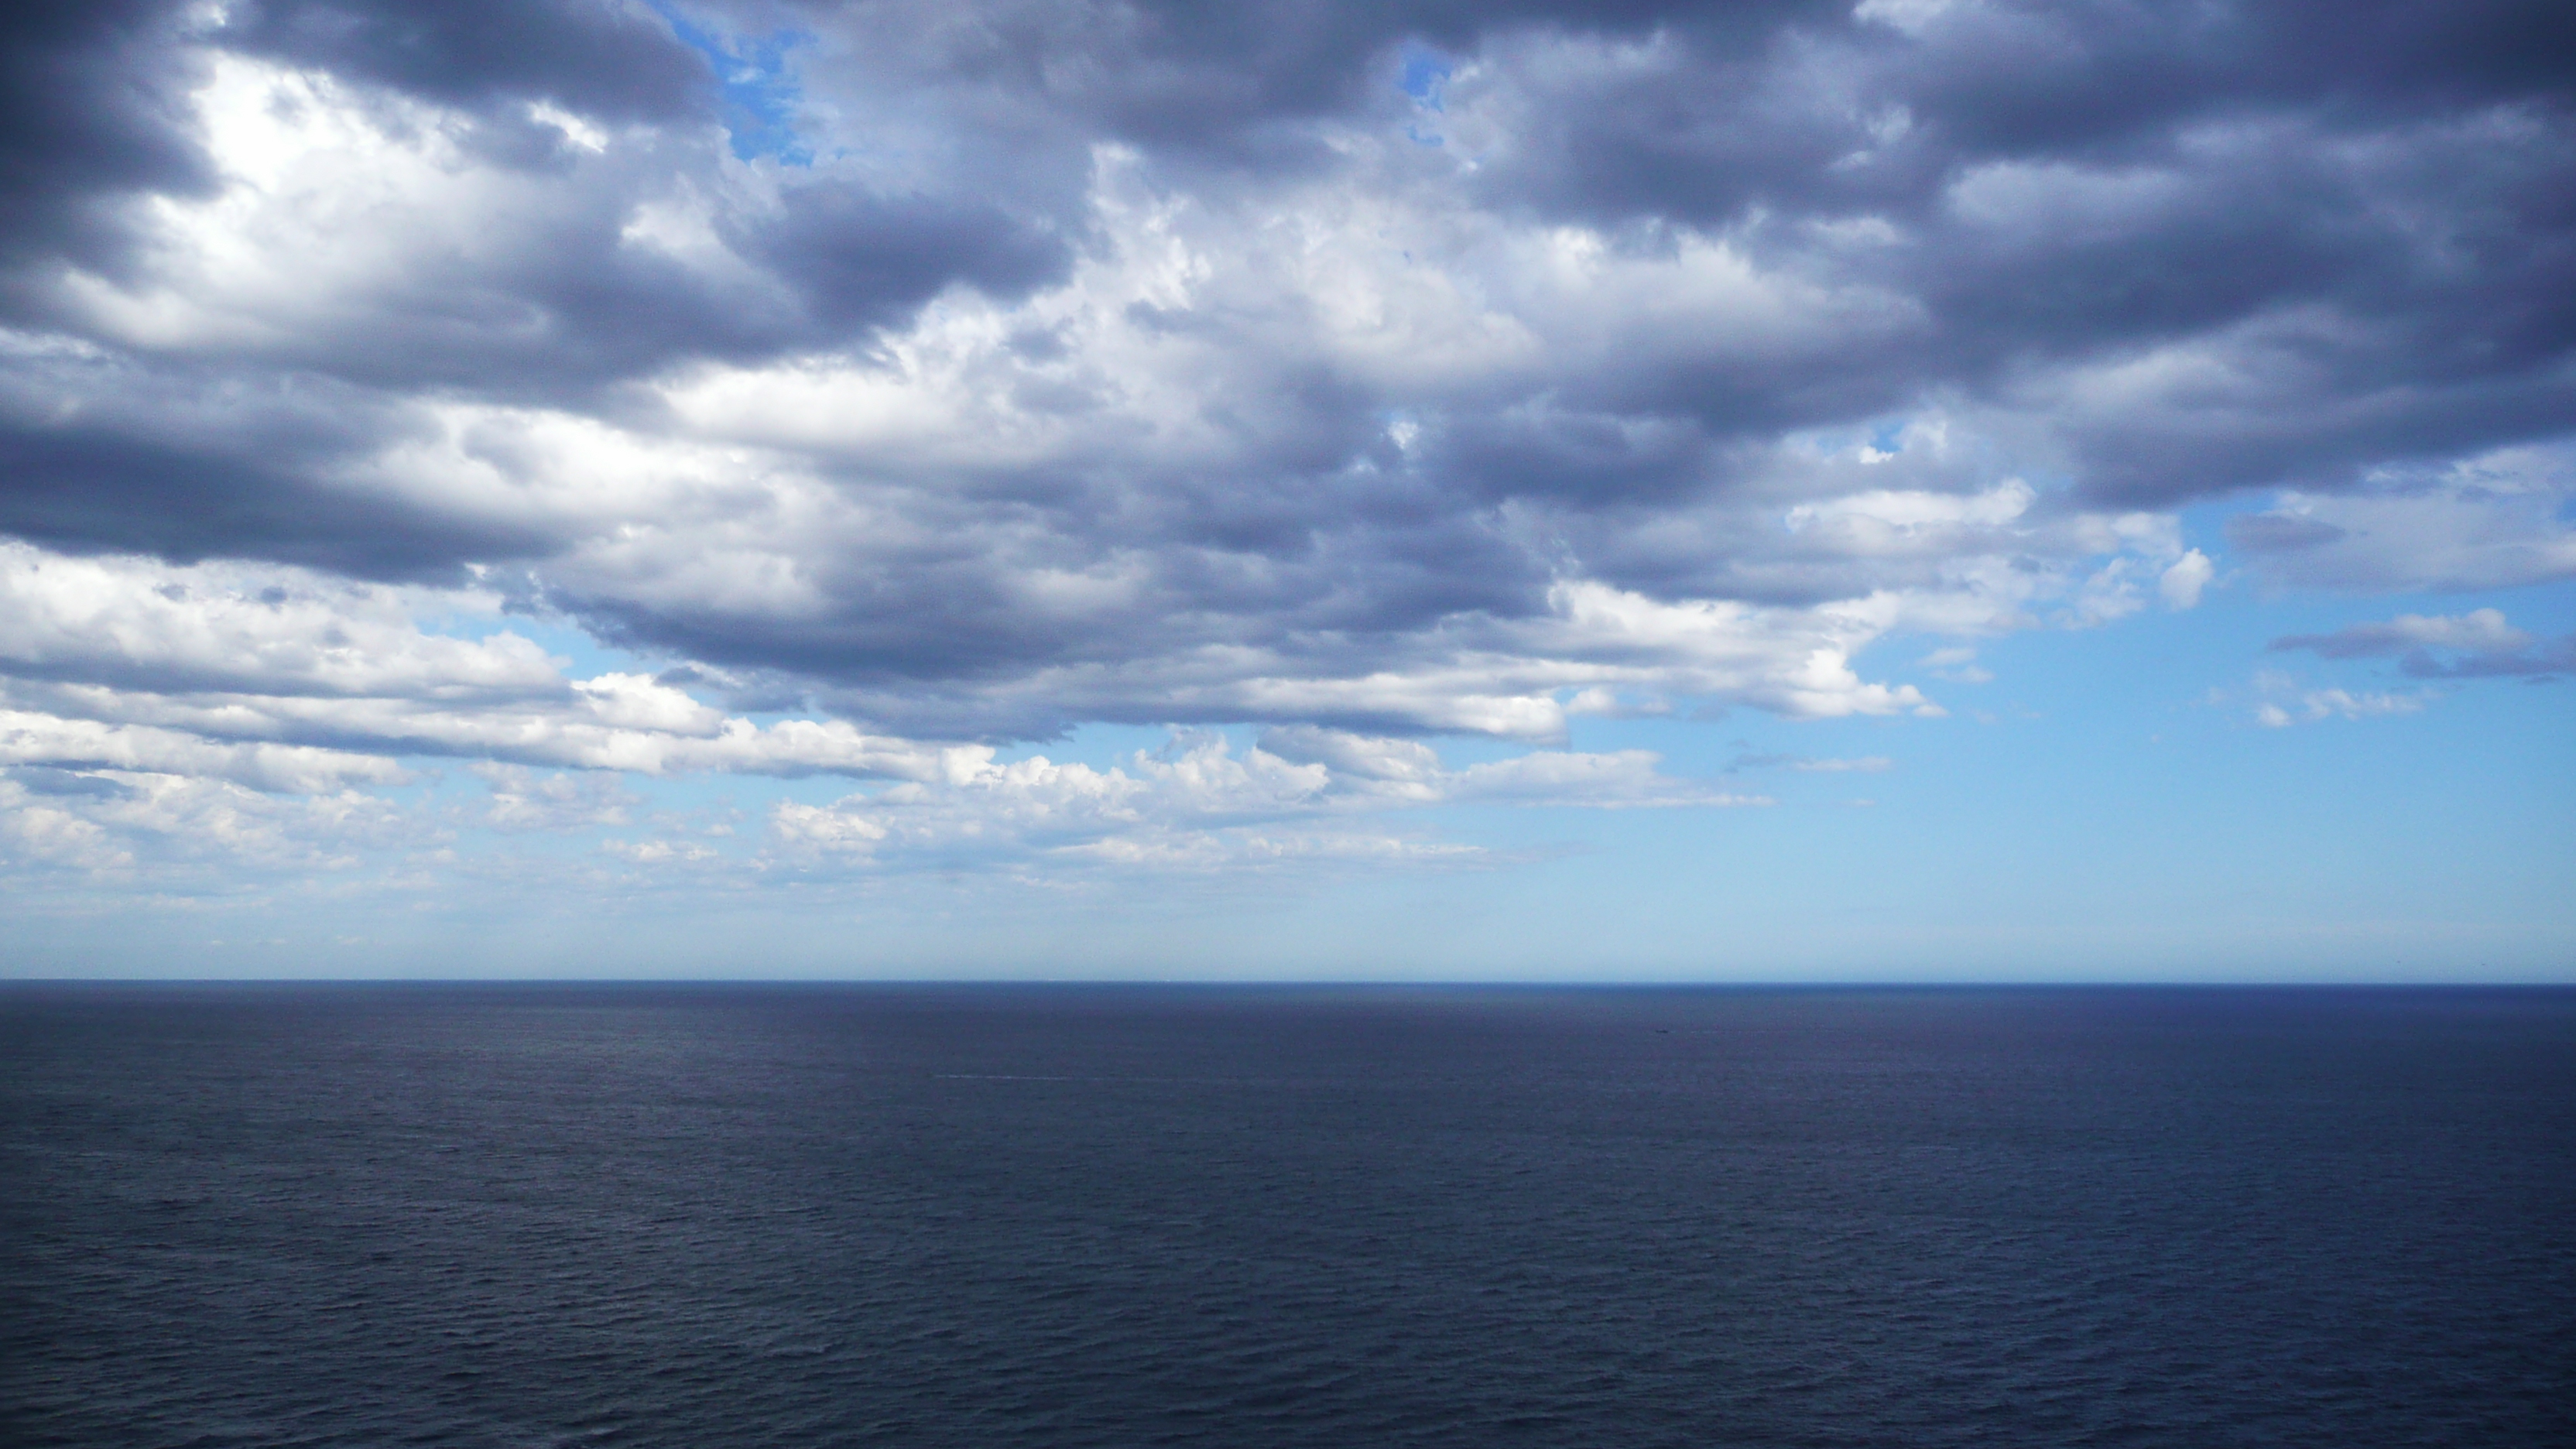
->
[2,1,2569,979]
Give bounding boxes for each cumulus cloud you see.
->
[2159,550,2215,611]
[3,1,2573,895]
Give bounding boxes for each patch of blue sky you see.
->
[651,3,814,164]
[1784,410,2026,481]
[1431,594,2574,978]
[1398,41,1452,146]
[2171,490,2287,553]
[402,602,673,683]
[1398,42,1453,108]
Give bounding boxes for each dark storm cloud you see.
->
[0,1,211,270]
[1424,406,1730,508]
[1474,1,2574,225]
[743,0,1805,146]
[1428,1,2576,505]
[744,181,1070,333]
[0,419,547,579]
[0,356,550,579]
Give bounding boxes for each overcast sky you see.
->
[2,0,2570,978]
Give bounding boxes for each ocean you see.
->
[3,984,2570,1446]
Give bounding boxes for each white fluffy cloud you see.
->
[2159,550,2215,610]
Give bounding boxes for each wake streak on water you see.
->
[3,983,2571,1447]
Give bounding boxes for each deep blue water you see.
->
[3,984,2571,1447]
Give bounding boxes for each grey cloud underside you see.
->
[2269,612,2576,680]
[1462,35,2576,503]
[1482,2,2576,221]
[0,362,548,577]
[0,1,211,271]
[1,1,2571,732]
[220,0,712,123]
[2392,639,2576,680]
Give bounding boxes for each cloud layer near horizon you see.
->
[2,0,2571,893]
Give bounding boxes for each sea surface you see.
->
[2,984,2571,1447]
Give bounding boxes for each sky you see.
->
[1,0,2570,980]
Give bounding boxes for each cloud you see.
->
[0,550,1776,882]
[1915,645,1992,683]
[768,728,1759,874]
[2270,608,2575,680]
[0,766,416,882]
[471,762,638,832]
[3,1,2573,899]
[1790,755,1893,773]
[2254,687,2430,728]
[1434,5,2576,506]
[1726,749,1893,774]
[0,710,406,793]
[0,0,214,276]
[2226,445,2576,593]
[0,522,1783,889]
[1256,724,1444,783]
[1445,749,1769,808]
[2246,663,2439,727]
[2159,550,2215,610]
[2273,609,2529,658]
[0,541,560,699]
[216,1,711,124]
[0,543,999,784]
